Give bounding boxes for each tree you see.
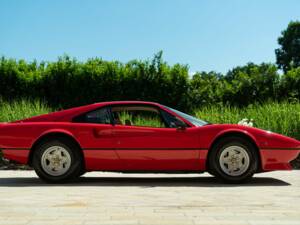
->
[189,71,223,107]
[275,21,300,73]
[224,63,279,106]
[279,67,300,102]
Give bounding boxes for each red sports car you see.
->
[0,101,299,183]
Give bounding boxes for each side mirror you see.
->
[174,120,187,131]
[170,119,187,130]
[176,125,186,131]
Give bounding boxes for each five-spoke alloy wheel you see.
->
[32,138,83,183]
[219,145,250,177]
[41,146,72,177]
[209,136,258,183]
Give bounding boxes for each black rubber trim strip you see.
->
[2,147,300,151]
[1,147,207,151]
[1,148,30,150]
[261,147,300,150]
[1,147,208,151]
[83,148,208,150]
[83,147,300,151]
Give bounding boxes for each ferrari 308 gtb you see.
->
[0,101,299,183]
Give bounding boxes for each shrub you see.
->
[0,53,300,111]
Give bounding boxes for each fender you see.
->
[27,128,83,166]
[209,128,260,150]
[30,128,79,149]
[204,127,263,171]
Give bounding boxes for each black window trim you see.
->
[72,106,113,125]
[159,108,190,128]
[72,103,190,128]
[109,103,169,128]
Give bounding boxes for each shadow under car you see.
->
[0,175,290,187]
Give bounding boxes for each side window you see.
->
[73,107,111,124]
[111,105,166,128]
[160,110,188,128]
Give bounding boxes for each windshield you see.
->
[164,106,209,127]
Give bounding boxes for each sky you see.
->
[0,0,299,74]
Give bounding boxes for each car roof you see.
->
[93,101,162,107]
[15,101,164,123]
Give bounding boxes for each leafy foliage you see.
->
[279,67,300,102]
[196,102,300,140]
[0,54,298,111]
[223,63,280,106]
[0,53,191,110]
[118,111,164,128]
[275,21,300,73]
[0,99,52,122]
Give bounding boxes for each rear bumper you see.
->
[1,149,30,164]
[260,149,300,171]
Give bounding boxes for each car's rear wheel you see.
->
[208,136,258,183]
[32,138,82,183]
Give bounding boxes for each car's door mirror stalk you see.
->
[176,125,186,131]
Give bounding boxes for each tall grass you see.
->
[118,111,165,128]
[0,99,52,122]
[0,100,299,140]
[195,102,300,140]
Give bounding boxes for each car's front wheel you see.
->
[32,138,82,183]
[208,136,258,183]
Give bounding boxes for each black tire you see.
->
[206,169,216,177]
[208,136,258,183]
[32,138,83,183]
[76,168,86,178]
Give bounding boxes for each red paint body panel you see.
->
[83,150,123,171]
[114,125,201,170]
[260,149,299,170]
[2,150,29,164]
[0,101,299,174]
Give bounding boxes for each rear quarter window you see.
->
[72,107,111,124]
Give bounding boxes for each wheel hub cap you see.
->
[41,146,71,176]
[219,146,250,176]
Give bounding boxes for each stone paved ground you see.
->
[0,170,299,225]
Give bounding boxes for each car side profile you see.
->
[0,101,299,183]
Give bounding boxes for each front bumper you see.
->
[260,149,300,171]
[290,153,300,169]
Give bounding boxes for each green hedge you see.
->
[1,53,300,111]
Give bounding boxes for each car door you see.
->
[111,104,201,171]
[73,106,123,170]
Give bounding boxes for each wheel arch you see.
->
[206,130,262,172]
[28,130,84,169]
